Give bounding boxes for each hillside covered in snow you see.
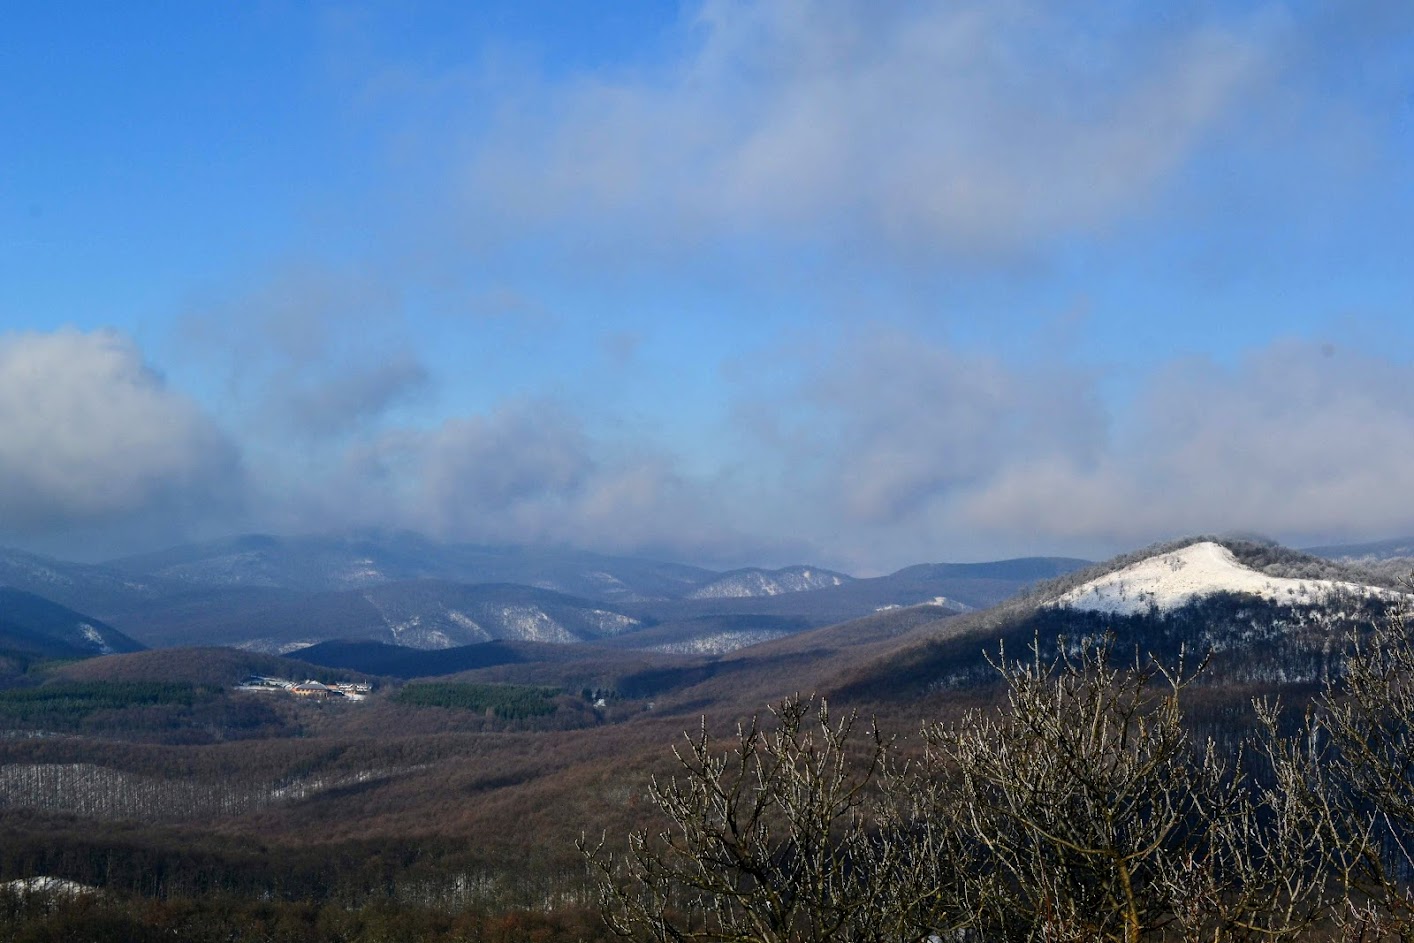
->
[1053,541,1393,616]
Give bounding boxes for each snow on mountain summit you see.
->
[1053,541,1390,616]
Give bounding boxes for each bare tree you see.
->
[925,639,1208,941]
[1317,592,1414,940]
[580,695,962,943]
[588,632,1400,943]
[918,637,1335,943]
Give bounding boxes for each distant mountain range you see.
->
[0,532,1091,659]
[685,566,853,599]
[272,536,1410,704]
[5,531,1404,670]
[104,532,714,599]
[0,535,1391,731]
[1304,536,1414,562]
[0,547,174,615]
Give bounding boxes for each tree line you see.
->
[394,682,566,720]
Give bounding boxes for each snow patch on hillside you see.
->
[651,629,791,655]
[0,557,75,587]
[445,610,489,641]
[584,609,640,635]
[78,623,114,654]
[1054,542,1392,616]
[3,876,96,898]
[338,559,384,585]
[156,551,280,586]
[498,606,578,643]
[875,596,972,614]
[585,571,631,593]
[687,567,850,599]
[235,639,321,655]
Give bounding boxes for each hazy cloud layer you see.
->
[0,329,242,537]
[471,0,1275,253]
[283,353,430,437]
[179,263,430,437]
[805,333,1105,525]
[710,335,1414,568]
[333,399,774,564]
[960,342,1414,546]
[8,327,1414,572]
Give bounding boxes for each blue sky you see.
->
[2,1,1413,572]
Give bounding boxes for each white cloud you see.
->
[0,329,242,535]
[470,0,1277,254]
[337,399,772,563]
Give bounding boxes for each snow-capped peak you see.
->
[1053,541,1391,616]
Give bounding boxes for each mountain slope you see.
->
[599,614,815,655]
[830,537,1401,704]
[627,556,1088,628]
[1054,541,1392,615]
[286,639,529,679]
[0,589,145,659]
[91,532,1089,653]
[49,646,355,686]
[0,547,171,617]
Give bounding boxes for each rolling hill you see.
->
[1053,540,1395,615]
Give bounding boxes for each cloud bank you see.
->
[727,336,1414,567]
[8,325,1414,571]
[0,329,242,540]
[336,399,774,564]
[273,332,1414,571]
[960,342,1414,547]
